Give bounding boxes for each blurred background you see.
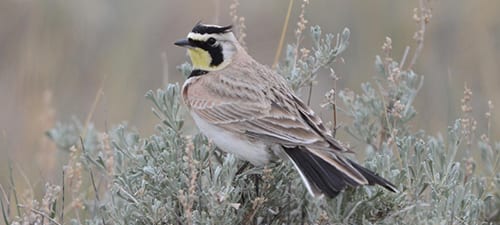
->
[0,0,499,195]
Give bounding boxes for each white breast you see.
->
[191,113,271,166]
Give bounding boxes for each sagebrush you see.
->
[2,1,499,225]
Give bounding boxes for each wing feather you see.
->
[183,67,344,152]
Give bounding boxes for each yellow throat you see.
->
[188,48,213,71]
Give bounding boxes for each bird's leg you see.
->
[253,173,261,196]
[236,162,262,197]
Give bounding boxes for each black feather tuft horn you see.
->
[191,23,233,34]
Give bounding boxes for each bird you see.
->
[174,22,398,198]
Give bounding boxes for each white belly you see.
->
[191,113,271,166]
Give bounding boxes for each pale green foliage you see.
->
[278,26,350,93]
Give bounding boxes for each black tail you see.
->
[347,159,399,193]
[284,146,398,198]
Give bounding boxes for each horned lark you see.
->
[175,23,398,198]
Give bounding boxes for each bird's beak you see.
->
[174,38,193,48]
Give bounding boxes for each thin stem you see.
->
[61,170,65,224]
[0,184,10,225]
[272,0,294,68]
[333,106,338,139]
[400,46,411,69]
[332,69,338,137]
[83,74,107,139]
[8,160,20,217]
[18,205,63,225]
[89,168,106,225]
[407,0,427,70]
[306,82,313,106]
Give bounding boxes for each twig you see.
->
[332,69,338,137]
[306,82,313,106]
[343,200,365,223]
[15,164,34,199]
[8,159,21,217]
[407,0,428,70]
[1,132,10,220]
[115,185,139,204]
[89,168,107,225]
[272,0,294,68]
[61,170,65,224]
[83,74,107,139]
[18,204,62,225]
[332,102,338,137]
[374,80,391,150]
[400,46,411,69]
[387,202,430,219]
[0,184,10,225]
[89,170,100,202]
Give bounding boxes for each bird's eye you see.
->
[207,37,217,46]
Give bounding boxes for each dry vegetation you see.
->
[1,0,499,224]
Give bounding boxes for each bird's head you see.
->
[174,23,239,71]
